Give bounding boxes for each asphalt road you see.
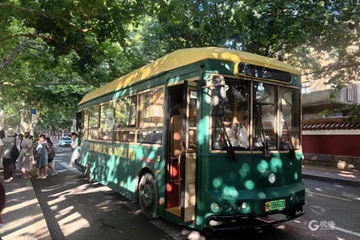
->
[31,144,360,240]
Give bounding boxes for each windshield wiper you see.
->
[254,104,271,161]
[215,116,237,162]
[281,117,295,159]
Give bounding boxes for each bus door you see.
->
[76,111,83,146]
[180,81,197,224]
[166,80,197,225]
[76,111,83,134]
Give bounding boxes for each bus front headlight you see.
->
[261,171,276,185]
[268,173,276,184]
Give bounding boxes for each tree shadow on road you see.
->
[31,173,174,240]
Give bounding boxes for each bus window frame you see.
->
[88,105,100,140]
[209,77,252,152]
[136,86,165,145]
[82,108,90,140]
[252,81,278,151]
[209,77,302,154]
[278,86,301,150]
[115,94,137,129]
[114,94,137,143]
[98,100,115,142]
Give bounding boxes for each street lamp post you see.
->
[30,108,37,136]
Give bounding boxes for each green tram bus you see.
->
[75,47,305,230]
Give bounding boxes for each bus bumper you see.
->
[204,205,304,231]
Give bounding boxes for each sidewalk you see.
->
[302,165,360,187]
[0,170,51,240]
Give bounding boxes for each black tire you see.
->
[138,173,158,220]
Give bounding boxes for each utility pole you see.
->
[30,108,37,136]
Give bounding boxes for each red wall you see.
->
[302,135,360,156]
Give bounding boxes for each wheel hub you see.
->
[142,182,154,208]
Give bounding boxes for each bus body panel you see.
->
[78,140,166,203]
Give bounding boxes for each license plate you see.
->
[265,199,286,211]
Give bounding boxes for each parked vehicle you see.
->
[75,47,304,230]
[59,137,72,147]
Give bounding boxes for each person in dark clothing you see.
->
[45,137,57,176]
[0,130,5,139]
[2,129,19,182]
[170,102,184,118]
[0,181,5,227]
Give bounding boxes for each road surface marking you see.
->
[333,226,360,237]
[57,161,79,173]
[306,191,351,202]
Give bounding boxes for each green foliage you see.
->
[1,0,360,127]
[0,0,167,130]
[347,103,360,121]
[137,0,360,117]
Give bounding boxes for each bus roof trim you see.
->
[79,47,301,105]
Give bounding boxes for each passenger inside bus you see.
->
[167,91,184,209]
[170,101,183,160]
[223,121,238,146]
[170,102,184,118]
[238,115,249,148]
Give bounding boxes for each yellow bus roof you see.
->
[79,47,301,105]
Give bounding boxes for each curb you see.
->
[27,179,52,240]
[302,173,360,187]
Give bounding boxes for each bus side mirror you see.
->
[207,75,228,116]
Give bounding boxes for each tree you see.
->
[0,0,167,131]
[0,0,167,73]
[137,0,359,85]
[1,0,359,127]
[136,0,359,119]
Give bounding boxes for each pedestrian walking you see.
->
[2,129,20,183]
[45,137,57,176]
[18,132,33,178]
[69,132,79,167]
[16,133,24,170]
[34,134,48,179]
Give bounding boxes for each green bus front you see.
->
[195,69,305,230]
[75,59,304,231]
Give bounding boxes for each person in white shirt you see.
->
[238,116,249,148]
[223,121,238,146]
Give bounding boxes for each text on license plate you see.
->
[265,199,286,212]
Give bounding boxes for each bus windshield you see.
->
[212,79,301,151]
[212,79,250,150]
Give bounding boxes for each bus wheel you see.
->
[138,173,158,220]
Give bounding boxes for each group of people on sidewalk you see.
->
[0,129,32,182]
[0,130,80,231]
[0,128,58,182]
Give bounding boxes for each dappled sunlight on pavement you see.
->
[1,171,51,240]
[55,206,90,237]
[302,165,360,187]
[40,182,113,238]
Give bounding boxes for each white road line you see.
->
[57,161,79,173]
[333,226,360,237]
[306,191,352,202]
